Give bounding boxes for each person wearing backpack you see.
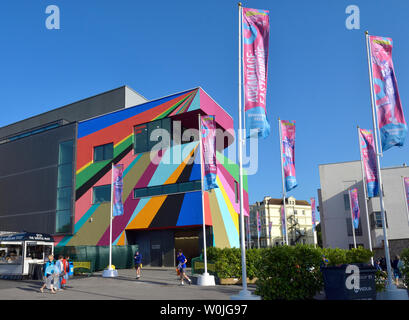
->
[40,255,57,294]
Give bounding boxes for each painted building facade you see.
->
[0,86,248,267]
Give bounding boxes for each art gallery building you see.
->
[0,86,248,267]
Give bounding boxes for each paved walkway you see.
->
[0,268,258,300]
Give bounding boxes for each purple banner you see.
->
[359,129,379,197]
[348,188,360,229]
[242,7,270,139]
[369,35,407,151]
[280,120,297,192]
[257,211,261,238]
[200,115,218,190]
[281,205,286,239]
[310,197,316,231]
[112,164,124,217]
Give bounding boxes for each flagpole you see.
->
[278,118,289,245]
[231,2,260,300]
[197,114,215,286]
[365,31,394,290]
[102,163,118,277]
[357,126,374,265]
[348,190,357,249]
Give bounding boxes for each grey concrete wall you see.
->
[0,123,76,234]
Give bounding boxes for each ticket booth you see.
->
[0,232,54,279]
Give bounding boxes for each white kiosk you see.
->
[0,232,54,279]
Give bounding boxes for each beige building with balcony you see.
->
[249,196,317,248]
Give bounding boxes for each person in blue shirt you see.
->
[134,251,142,279]
[176,249,192,285]
[40,255,57,294]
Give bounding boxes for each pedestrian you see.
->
[61,255,70,289]
[392,255,402,286]
[134,251,142,279]
[40,255,56,294]
[375,259,382,271]
[380,257,386,271]
[176,249,192,285]
[54,255,64,291]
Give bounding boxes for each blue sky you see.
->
[1,1,409,223]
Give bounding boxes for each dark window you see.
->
[56,140,74,234]
[133,180,201,199]
[344,194,350,210]
[371,211,388,229]
[94,143,113,162]
[93,185,111,204]
[134,118,171,154]
[346,218,363,236]
[234,181,239,203]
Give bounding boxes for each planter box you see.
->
[321,263,377,300]
[237,277,258,284]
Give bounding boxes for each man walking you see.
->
[134,251,142,279]
[176,249,192,285]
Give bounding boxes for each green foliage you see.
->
[254,245,323,300]
[400,248,409,288]
[206,245,376,299]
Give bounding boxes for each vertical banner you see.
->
[281,205,286,240]
[349,188,360,229]
[310,197,316,231]
[242,7,270,139]
[112,164,124,217]
[200,115,218,190]
[268,221,272,245]
[359,128,379,197]
[280,120,297,192]
[256,211,261,239]
[369,35,407,151]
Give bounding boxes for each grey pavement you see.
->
[0,267,258,300]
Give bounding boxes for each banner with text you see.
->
[369,35,407,151]
[348,188,360,229]
[280,120,297,192]
[359,128,379,197]
[112,164,124,217]
[242,7,270,139]
[200,115,218,190]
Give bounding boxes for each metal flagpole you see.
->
[278,118,289,245]
[231,2,260,300]
[348,189,357,249]
[357,126,374,265]
[197,114,215,286]
[103,163,118,277]
[365,31,395,290]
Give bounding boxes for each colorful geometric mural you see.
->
[54,88,248,250]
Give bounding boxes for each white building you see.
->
[249,196,316,248]
[318,161,409,258]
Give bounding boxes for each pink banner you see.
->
[200,115,218,190]
[242,7,270,138]
[310,197,316,231]
[348,188,360,229]
[112,164,124,217]
[359,128,379,197]
[369,35,407,151]
[280,120,297,191]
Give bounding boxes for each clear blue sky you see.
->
[2,1,409,223]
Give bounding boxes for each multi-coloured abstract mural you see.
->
[54,88,248,249]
